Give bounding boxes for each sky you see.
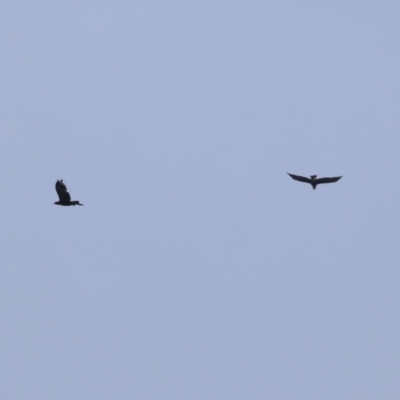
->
[1,2,400,399]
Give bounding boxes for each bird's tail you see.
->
[71,201,83,206]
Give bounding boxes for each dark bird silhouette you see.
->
[54,180,83,206]
[287,173,342,190]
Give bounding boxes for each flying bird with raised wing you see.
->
[287,173,342,190]
[54,180,83,206]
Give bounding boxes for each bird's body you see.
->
[54,180,83,206]
[287,173,342,189]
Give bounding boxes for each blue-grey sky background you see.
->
[1,2,400,399]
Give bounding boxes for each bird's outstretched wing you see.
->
[287,173,312,184]
[315,176,342,185]
[55,180,71,202]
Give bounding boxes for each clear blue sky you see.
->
[1,2,400,399]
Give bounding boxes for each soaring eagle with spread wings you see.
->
[54,180,83,206]
[287,173,342,190]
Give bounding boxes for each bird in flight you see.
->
[287,173,342,190]
[54,180,83,206]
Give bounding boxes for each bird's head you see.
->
[310,175,317,180]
